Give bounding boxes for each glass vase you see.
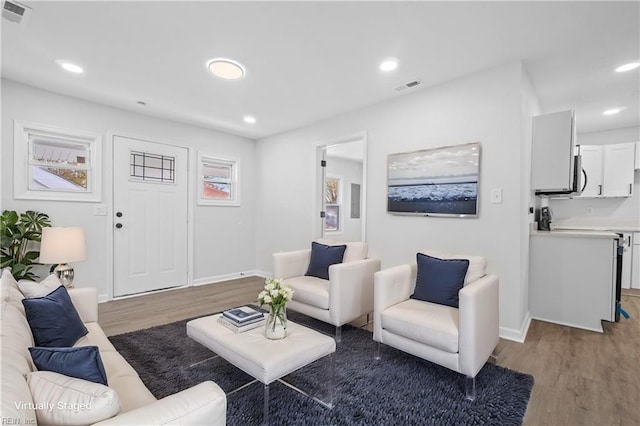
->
[265,306,287,340]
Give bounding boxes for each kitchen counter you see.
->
[529,230,617,332]
[552,224,640,233]
[531,229,619,239]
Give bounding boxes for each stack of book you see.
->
[218,306,265,333]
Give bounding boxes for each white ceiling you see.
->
[2,1,638,140]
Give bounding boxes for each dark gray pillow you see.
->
[22,286,88,347]
[29,346,108,385]
[305,242,347,280]
[411,253,469,308]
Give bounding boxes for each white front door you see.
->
[113,135,188,297]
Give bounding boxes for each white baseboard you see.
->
[98,293,109,304]
[192,270,266,286]
[499,311,532,343]
[529,315,604,334]
[254,270,271,279]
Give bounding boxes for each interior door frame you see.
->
[312,131,368,242]
[107,131,194,301]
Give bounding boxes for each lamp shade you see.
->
[39,227,87,264]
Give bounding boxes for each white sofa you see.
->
[273,239,381,341]
[373,250,499,400]
[1,270,227,425]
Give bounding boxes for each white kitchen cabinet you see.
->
[602,143,635,196]
[531,110,576,193]
[632,232,640,289]
[620,232,633,289]
[635,142,640,170]
[580,145,604,197]
[578,142,635,198]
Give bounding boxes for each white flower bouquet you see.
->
[258,278,294,339]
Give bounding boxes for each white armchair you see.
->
[373,250,499,400]
[273,239,381,342]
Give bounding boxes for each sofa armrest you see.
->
[273,249,311,280]
[458,274,499,378]
[92,381,226,426]
[373,264,416,342]
[327,258,380,326]
[68,287,98,323]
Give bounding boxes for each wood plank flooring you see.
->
[99,279,640,425]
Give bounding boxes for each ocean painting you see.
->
[387,142,480,216]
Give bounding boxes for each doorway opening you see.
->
[314,133,367,242]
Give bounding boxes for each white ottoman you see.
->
[187,314,336,422]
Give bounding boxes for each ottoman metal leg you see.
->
[263,383,270,425]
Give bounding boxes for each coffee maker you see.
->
[536,198,552,231]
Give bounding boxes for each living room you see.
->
[2,1,639,425]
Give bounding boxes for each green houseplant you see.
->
[0,210,51,280]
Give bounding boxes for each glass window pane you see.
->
[325,177,339,204]
[325,205,339,231]
[31,137,89,167]
[31,166,87,191]
[203,163,231,183]
[130,151,175,183]
[203,182,231,199]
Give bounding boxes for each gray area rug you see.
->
[109,312,533,425]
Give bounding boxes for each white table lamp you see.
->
[39,227,87,288]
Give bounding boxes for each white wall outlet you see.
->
[586,207,594,216]
[94,204,107,216]
[491,188,503,204]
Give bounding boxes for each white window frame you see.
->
[197,152,241,206]
[13,120,102,202]
[324,174,343,234]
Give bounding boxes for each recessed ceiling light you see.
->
[615,62,640,72]
[603,108,623,116]
[243,115,256,124]
[56,60,83,74]
[379,58,398,72]
[207,58,245,80]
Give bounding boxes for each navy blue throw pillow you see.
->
[305,242,347,280]
[411,253,469,308]
[22,286,88,347]
[29,346,108,386]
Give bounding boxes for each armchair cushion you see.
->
[381,299,459,353]
[411,253,469,308]
[29,346,108,385]
[305,241,346,280]
[22,286,88,347]
[285,276,329,309]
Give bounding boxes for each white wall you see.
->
[325,156,363,242]
[1,79,257,301]
[255,62,533,338]
[550,126,640,229]
[520,67,542,337]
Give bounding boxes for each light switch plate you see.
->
[491,188,503,204]
[94,204,107,216]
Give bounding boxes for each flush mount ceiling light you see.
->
[243,115,256,124]
[615,62,640,72]
[56,60,83,74]
[379,58,398,72]
[603,107,624,116]
[207,58,245,80]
